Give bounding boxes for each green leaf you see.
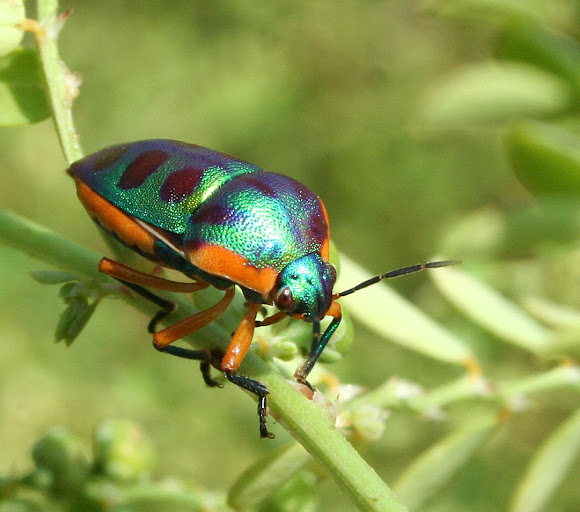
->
[503,199,580,256]
[420,0,563,23]
[0,47,50,125]
[417,62,571,126]
[523,296,580,329]
[258,472,319,512]
[505,121,580,196]
[228,442,311,509]
[430,263,551,353]
[0,0,25,58]
[58,281,78,300]
[393,418,497,511]
[510,407,580,512]
[500,366,580,404]
[443,201,580,260]
[54,297,97,346]
[496,19,580,104]
[542,328,580,358]
[337,254,473,366]
[30,269,79,285]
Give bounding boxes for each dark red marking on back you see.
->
[119,150,170,190]
[159,166,204,203]
[243,176,277,197]
[190,203,230,226]
[92,145,130,172]
[308,208,327,242]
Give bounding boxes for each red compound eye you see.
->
[275,286,294,311]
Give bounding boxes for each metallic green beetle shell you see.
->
[68,140,333,305]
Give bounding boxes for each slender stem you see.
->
[500,366,580,402]
[34,0,83,164]
[33,0,136,266]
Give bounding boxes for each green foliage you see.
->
[0,47,50,125]
[1,421,219,511]
[1,0,580,511]
[507,121,580,196]
[0,0,25,57]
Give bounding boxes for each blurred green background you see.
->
[1,0,580,510]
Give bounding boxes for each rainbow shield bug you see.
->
[68,139,457,438]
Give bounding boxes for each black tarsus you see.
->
[226,371,274,439]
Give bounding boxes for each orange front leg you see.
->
[151,287,235,389]
[221,302,261,372]
[221,302,274,439]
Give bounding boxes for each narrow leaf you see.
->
[523,296,580,330]
[258,472,319,512]
[30,270,78,285]
[337,254,473,366]
[394,418,497,511]
[506,121,580,196]
[417,62,571,126]
[0,0,25,57]
[430,264,550,353]
[510,407,580,512]
[228,442,311,509]
[497,19,580,103]
[0,47,50,125]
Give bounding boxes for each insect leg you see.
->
[255,310,286,327]
[99,257,210,332]
[154,287,235,347]
[99,257,209,292]
[106,273,219,386]
[222,302,274,438]
[294,301,342,385]
[152,288,235,387]
[153,343,223,388]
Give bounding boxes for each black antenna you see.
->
[336,260,460,298]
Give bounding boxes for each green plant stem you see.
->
[500,366,580,402]
[359,374,487,412]
[34,0,136,266]
[35,0,82,164]
[353,367,580,416]
[0,208,101,280]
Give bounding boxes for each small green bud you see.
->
[339,404,388,442]
[31,427,89,497]
[92,419,155,483]
[54,297,97,346]
[268,339,299,361]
